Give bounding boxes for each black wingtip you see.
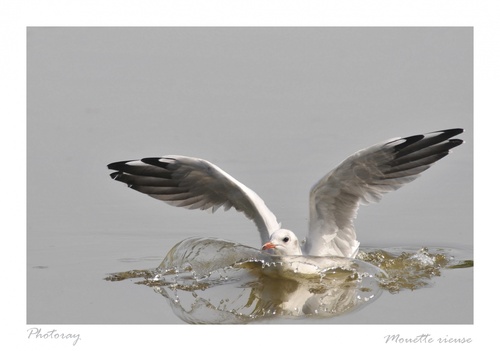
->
[433,128,464,138]
[109,171,121,180]
[448,138,464,149]
[140,157,164,166]
[107,160,130,171]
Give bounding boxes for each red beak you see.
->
[262,242,276,250]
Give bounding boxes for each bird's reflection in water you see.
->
[153,266,381,324]
[106,237,472,324]
[125,238,384,323]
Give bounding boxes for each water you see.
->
[111,237,385,323]
[105,238,472,324]
[27,27,473,331]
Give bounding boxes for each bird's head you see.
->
[262,229,302,256]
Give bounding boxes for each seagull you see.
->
[107,128,463,258]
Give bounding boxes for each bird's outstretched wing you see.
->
[306,128,464,258]
[108,155,281,245]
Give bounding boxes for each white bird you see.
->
[108,128,463,258]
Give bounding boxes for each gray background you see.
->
[27,27,472,324]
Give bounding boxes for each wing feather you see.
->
[306,128,463,257]
[108,155,281,245]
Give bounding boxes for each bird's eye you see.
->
[283,237,290,243]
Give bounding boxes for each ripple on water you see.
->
[105,237,472,324]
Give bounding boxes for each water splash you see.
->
[358,246,473,293]
[107,237,384,323]
[105,238,472,324]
